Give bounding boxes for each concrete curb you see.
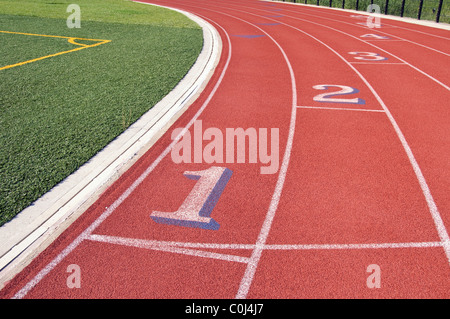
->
[0,4,222,288]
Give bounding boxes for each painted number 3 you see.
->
[151,166,233,230]
[349,52,387,61]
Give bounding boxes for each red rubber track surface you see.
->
[1,0,449,299]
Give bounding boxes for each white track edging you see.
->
[0,3,222,287]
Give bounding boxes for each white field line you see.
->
[276,1,450,40]
[87,234,443,251]
[176,2,299,299]
[87,234,250,263]
[11,15,233,299]
[266,241,443,250]
[181,0,450,294]
[0,3,216,271]
[349,62,407,64]
[239,5,450,263]
[380,23,450,41]
[199,11,298,300]
[361,39,406,41]
[257,1,450,54]
[11,1,449,299]
[297,105,385,112]
[225,1,450,90]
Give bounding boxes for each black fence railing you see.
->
[278,0,449,23]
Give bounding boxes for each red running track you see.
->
[1,0,449,299]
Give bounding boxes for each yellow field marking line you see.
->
[0,30,111,71]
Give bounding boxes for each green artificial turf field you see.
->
[0,0,203,226]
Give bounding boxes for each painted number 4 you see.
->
[151,166,233,230]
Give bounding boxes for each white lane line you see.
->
[11,231,90,299]
[212,16,298,301]
[349,62,407,65]
[267,241,443,250]
[88,235,256,250]
[382,23,450,41]
[0,0,217,275]
[86,235,442,251]
[281,15,450,266]
[187,0,450,285]
[256,12,450,265]
[87,234,250,264]
[297,105,385,112]
[230,1,450,90]
[179,2,299,299]
[261,3,450,56]
[11,15,233,299]
[362,39,405,41]
[176,2,298,299]
[284,3,450,40]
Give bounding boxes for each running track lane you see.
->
[0,0,449,299]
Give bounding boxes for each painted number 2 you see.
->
[313,84,365,105]
[151,166,233,230]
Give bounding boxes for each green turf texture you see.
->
[0,0,203,226]
[0,0,199,27]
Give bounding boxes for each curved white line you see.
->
[282,2,450,40]
[88,234,443,251]
[175,2,299,299]
[223,0,450,90]
[179,0,450,298]
[11,12,233,299]
[197,0,450,265]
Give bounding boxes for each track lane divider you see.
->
[10,12,234,300]
[180,0,450,270]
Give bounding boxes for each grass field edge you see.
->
[0,5,222,290]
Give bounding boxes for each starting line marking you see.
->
[297,105,384,112]
[362,39,405,41]
[87,233,442,263]
[0,30,111,71]
[9,4,449,300]
[10,15,234,300]
[88,234,250,263]
[232,34,265,38]
[349,62,407,65]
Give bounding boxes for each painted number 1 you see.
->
[151,166,233,230]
